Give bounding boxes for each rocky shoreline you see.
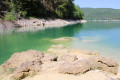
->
[0,41,120,80]
[0,19,87,33]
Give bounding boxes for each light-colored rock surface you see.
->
[79,20,87,23]
[51,37,76,43]
[59,59,90,74]
[0,47,119,80]
[0,21,20,32]
[59,54,78,62]
[59,56,119,75]
[41,54,58,63]
[11,60,42,80]
[2,50,44,68]
[70,49,99,55]
[89,56,119,75]
[23,71,118,80]
[15,19,82,32]
[0,19,86,32]
[47,44,99,59]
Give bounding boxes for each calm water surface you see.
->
[0,21,120,64]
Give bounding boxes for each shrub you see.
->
[4,12,17,21]
[21,11,27,17]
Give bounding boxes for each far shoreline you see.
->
[88,20,120,21]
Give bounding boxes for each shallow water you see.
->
[0,21,120,64]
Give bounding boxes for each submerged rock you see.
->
[50,44,66,49]
[70,49,99,55]
[47,44,69,54]
[51,37,75,43]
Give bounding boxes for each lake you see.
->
[0,21,120,64]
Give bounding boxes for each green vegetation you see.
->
[0,0,84,20]
[4,12,17,21]
[74,5,84,19]
[81,8,120,20]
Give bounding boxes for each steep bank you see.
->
[0,21,21,33]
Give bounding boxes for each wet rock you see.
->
[11,60,42,80]
[2,50,44,68]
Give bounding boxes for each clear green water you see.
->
[0,21,120,64]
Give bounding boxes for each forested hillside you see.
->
[81,8,120,20]
[0,0,84,21]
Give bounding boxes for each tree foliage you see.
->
[0,0,84,20]
[74,5,84,19]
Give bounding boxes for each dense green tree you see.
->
[0,0,84,20]
[74,5,84,19]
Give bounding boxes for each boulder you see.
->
[11,60,42,80]
[2,50,44,68]
[58,56,119,75]
[89,56,119,75]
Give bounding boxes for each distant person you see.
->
[17,11,22,20]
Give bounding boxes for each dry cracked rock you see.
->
[2,50,44,68]
[11,60,42,80]
[59,56,119,75]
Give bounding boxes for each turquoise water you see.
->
[0,21,120,64]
